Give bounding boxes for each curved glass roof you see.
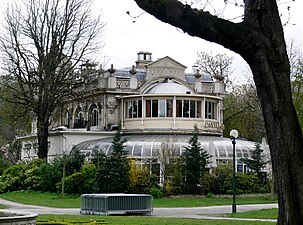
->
[73,135,257,160]
[145,82,192,94]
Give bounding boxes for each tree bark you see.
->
[133,0,303,224]
[37,112,51,160]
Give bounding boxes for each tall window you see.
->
[159,100,166,117]
[145,99,173,118]
[126,100,142,118]
[205,101,216,119]
[167,100,173,117]
[90,106,99,127]
[152,100,158,117]
[176,99,202,118]
[74,107,85,128]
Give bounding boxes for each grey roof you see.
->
[185,72,213,83]
[114,67,146,81]
[113,68,213,83]
[72,135,257,160]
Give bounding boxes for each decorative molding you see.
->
[107,99,117,114]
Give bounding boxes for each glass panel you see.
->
[124,144,132,155]
[243,149,250,157]
[133,100,138,118]
[146,100,151,117]
[205,101,215,119]
[138,100,142,118]
[142,144,152,157]
[152,100,158,117]
[197,101,201,118]
[183,100,189,117]
[176,100,182,117]
[218,146,227,157]
[133,143,142,156]
[128,101,133,118]
[167,99,173,117]
[159,100,166,117]
[190,100,196,118]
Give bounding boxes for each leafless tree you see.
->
[195,51,234,83]
[0,0,105,160]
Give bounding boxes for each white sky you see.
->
[94,0,302,83]
[0,0,301,82]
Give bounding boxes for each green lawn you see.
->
[228,208,278,220]
[0,192,80,208]
[0,191,277,208]
[154,196,276,207]
[37,214,275,225]
[0,205,7,209]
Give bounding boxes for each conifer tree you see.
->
[95,124,130,193]
[241,143,269,184]
[182,124,210,194]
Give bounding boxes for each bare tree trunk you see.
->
[37,119,50,160]
[251,56,303,224]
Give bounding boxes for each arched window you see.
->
[74,107,85,128]
[90,105,99,127]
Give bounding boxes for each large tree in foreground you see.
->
[0,0,104,160]
[133,0,303,224]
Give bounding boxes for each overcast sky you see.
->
[94,0,302,82]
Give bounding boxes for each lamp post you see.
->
[230,129,238,214]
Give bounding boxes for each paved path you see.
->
[0,198,278,222]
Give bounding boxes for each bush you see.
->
[37,161,62,192]
[129,161,151,194]
[59,161,96,194]
[0,159,45,193]
[202,165,270,195]
[203,165,232,195]
[149,187,163,198]
[224,173,267,195]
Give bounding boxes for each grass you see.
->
[0,191,277,208]
[0,191,80,208]
[154,195,277,207]
[228,208,278,220]
[37,214,275,225]
[0,205,7,209]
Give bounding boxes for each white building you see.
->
[19,51,261,173]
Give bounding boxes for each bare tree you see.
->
[224,82,266,142]
[288,41,303,130]
[133,0,303,224]
[0,0,105,160]
[195,51,233,83]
